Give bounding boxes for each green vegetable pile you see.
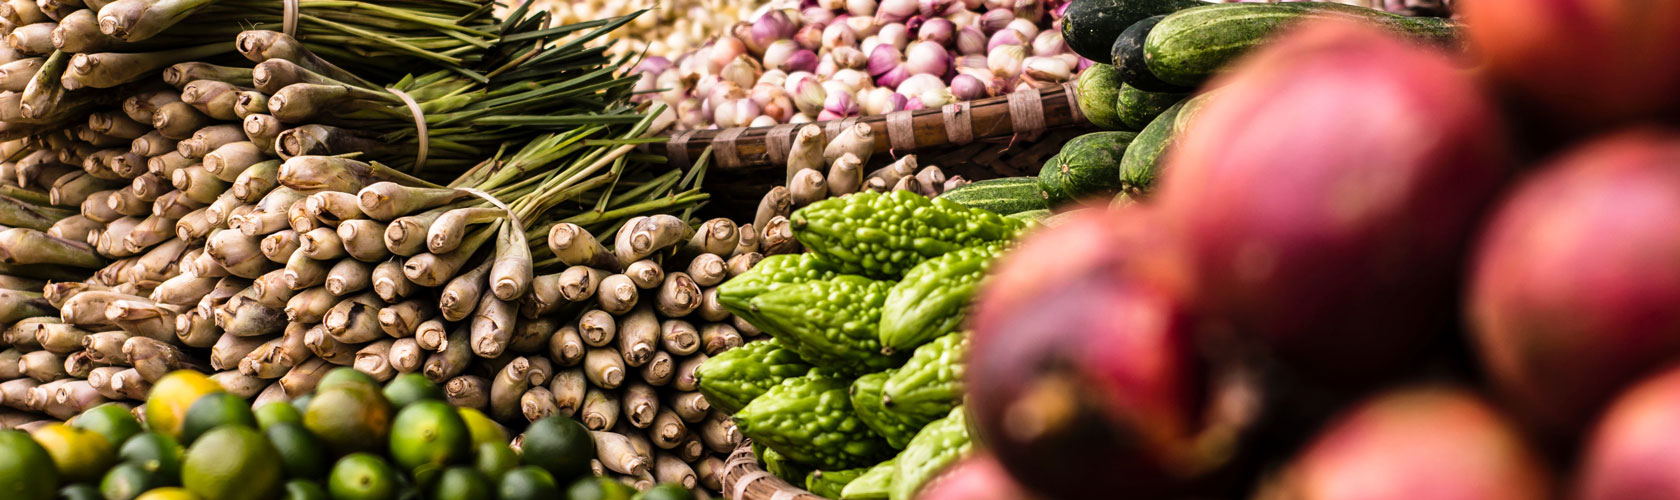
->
[0,368,698,500]
[698,190,1021,500]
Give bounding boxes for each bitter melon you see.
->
[889,408,973,500]
[839,458,897,500]
[748,275,900,375]
[717,253,839,325]
[851,370,920,449]
[882,333,966,423]
[790,191,1024,279]
[696,339,813,415]
[807,466,870,498]
[879,244,1004,354]
[734,371,894,470]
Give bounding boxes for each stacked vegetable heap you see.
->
[0,368,699,500]
[875,0,1680,499]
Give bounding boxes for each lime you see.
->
[304,387,392,455]
[457,408,505,449]
[72,403,143,447]
[430,466,492,500]
[56,484,101,500]
[520,416,595,483]
[474,441,519,480]
[567,476,635,500]
[254,401,303,430]
[118,432,183,481]
[181,426,283,500]
[388,400,471,472]
[0,429,58,500]
[145,372,225,439]
[382,374,441,408]
[265,423,329,479]
[101,462,162,500]
[180,393,257,445]
[635,483,697,500]
[290,394,314,412]
[132,487,199,500]
[32,423,115,483]
[327,453,400,500]
[281,480,329,500]
[316,368,377,394]
[496,466,559,500]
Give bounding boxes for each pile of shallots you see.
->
[635,0,1086,130]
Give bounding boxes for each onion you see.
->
[1023,56,1071,81]
[785,50,819,73]
[832,46,866,69]
[709,37,747,74]
[845,15,878,37]
[988,44,1026,80]
[919,88,955,108]
[919,0,953,17]
[762,40,800,70]
[1033,30,1067,56]
[989,29,1026,52]
[634,56,671,76]
[822,23,857,50]
[749,115,778,127]
[957,25,987,55]
[919,18,955,45]
[948,8,979,28]
[764,94,795,122]
[860,87,893,115]
[877,0,917,22]
[758,69,788,88]
[833,68,874,91]
[981,9,1013,33]
[802,6,836,28]
[720,55,762,89]
[898,73,946,98]
[746,11,797,54]
[877,65,911,88]
[879,23,911,50]
[906,41,951,75]
[817,53,839,77]
[791,113,813,123]
[867,44,903,76]
[715,98,762,128]
[693,74,720,103]
[676,98,706,128]
[950,73,986,100]
[793,25,824,51]
[750,83,784,107]
[848,0,877,17]
[790,74,826,116]
[819,90,857,120]
[1007,18,1040,41]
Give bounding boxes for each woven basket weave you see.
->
[722,440,830,500]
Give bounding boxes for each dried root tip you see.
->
[822,122,874,165]
[752,187,791,235]
[760,216,799,256]
[789,168,829,207]
[697,289,730,322]
[624,259,664,289]
[584,347,626,389]
[595,274,638,315]
[725,253,762,278]
[656,272,702,318]
[613,215,694,267]
[549,326,586,368]
[444,375,489,410]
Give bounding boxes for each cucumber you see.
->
[1111,15,1191,93]
[938,178,1047,216]
[1075,64,1125,130]
[1061,0,1207,64]
[1143,2,1460,87]
[1036,153,1068,207]
[1041,131,1137,206]
[1117,83,1187,130]
[1007,209,1051,223]
[1118,101,1184,193]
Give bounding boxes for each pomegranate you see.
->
[968,207,1253,499]
[1153,19,1510,382]
[1263,387,1552,500]
[1462,0,1680,131]
[1468,130,1680,434]
[1576,364,1680,500]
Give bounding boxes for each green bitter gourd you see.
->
[879,244,1004,354]
[790,190,1024,279]
[696,339,813,415]
[734,371,894,470]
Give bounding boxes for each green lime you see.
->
[254,401,303,430]
[132,487,198,500]
[304,387,392,455]
[519,416,594,483]
[118,433,183,481]
[474,441,519,481]
[280,480,329,500]
[32,423,115,483]
[72,403,143,447]
[382,374,441,408]
[101,462,162,500]
[290,394,313,412]
[634,483,697,500]
[388,400,471,472]
[144,372,224,439]
[316,368,377,394]
[181,426,283,500]
[567,476,635,500]
[430,466,492,500]
[180,393,257,445]
[0,429,58,500]
[456,408,505,449]
[264,423,328,479]
[327,453,400,500]
[56,483,101,500]
[496,466,558,500]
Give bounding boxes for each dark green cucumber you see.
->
[1036,153,1068,207]
[1117,83,1187,130]
[1143,2,1460,87]
[938,177,1046,216]
[1112,15,1192,93]
[1061,0,1207,64]
[1041,131,1137,205]
[1118,101,1184,194]
[1075,64,1126,130]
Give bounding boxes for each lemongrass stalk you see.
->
[1,0,46,25]
[370,258,411,302]
[470,292,515,358]
[127,173,167,200]
[162,62,250,88]
[276,124,389,159]
[546,222,617,270]
[214,294,285,337]
[120,214,174,253]
[173,207,213,241]
[7,21,54,55]
[520,386,555,422]
[205,227,272,278]
[402,220,494,287]
[279,357,329,396]
[0,56,37,91]
[296,226,342,261]
[687,253,727,288]
[388,337,421,374]
[241,113,283,152]
[122,335,193,381]
[638,350,673,386]
[233,91,266,119]
[235,30,374,88]
[488,356,529,420]
[32,322,87,354]
[81,149,125,180]
[623,380,658,428]
[0,226,102,267]
[357,181,470,221]
[581,388,619,430]
[280,250,328,290]
[150,271,216,306]
[576,309,615,348]
[322,292,380,343]
[97,0,221,42]
[618,304,658,367]
[182,123,244,158]
[753,186,790,235]
[67,42,231,88]
[286,195,316,233]
[18,49,65,119]
[761,216,798,255]
[526,271,566,316]
[152,101,211,139]
[305,191,358,225]
[145,150,191,178]
[353,339,395,382]
[659,319,699,357]
[210,330,267,370]
[421,323,469,382]
[595,273,637,315]
[584,347,626,390]
[425,206,502,254]
[0,191,66,230]
[231,159,280,202]
[444,374,487,410]
[278,155,438,193]
[122,88,177,124]
[624,259,662,290]
[323,259,371,296]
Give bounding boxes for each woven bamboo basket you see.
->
[722,440,831,500]
[653,83,1094,215]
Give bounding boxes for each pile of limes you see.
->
[0,369,699,500]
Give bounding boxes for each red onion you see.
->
[821,23,857,50]
[633,56,671,76]
[785,50,819,73]
[748,10,797,54]
[988,29,1026,52]
[918,0,953,17]
[877,0,917,22]
[793,24,824,51]
[708,36,746,74]
[919,18,955,44]
[878,22,911,50]
[847,0,877,16]
[961,0,982,10]
[980,8,1014,33]
[905,97,926,110]
[762,40,800,70]
[877,65,910,88]
[1007,18,1041,40]
[801,6,836,28]
[956,25,986,55]
[1032,30,1066,56]
[905,41,950,75]
[831,46,866,69]
[867,44,902,76]
[950,73,986,100]
[897,73,945,98]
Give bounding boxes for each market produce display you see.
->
[632,0,1085,130]
[0,368,701,500]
